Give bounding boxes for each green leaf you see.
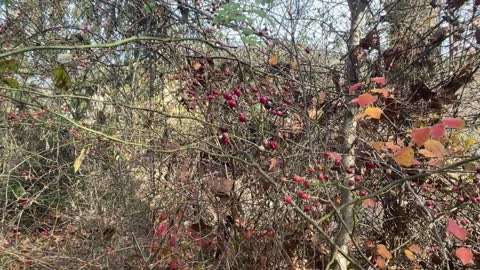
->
[1,77,20,88]
[0,59,19,73]
[9,180,26,197]
[73,146,88,173]
[54,65,72,90]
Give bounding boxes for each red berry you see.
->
[425,200,434,207]
[346,168,353,174]
[239,113,247,123]
[366,162,375,169]
[221,133,230,144]
[233,88,242,97]
[307,167,316,174]
[359,189,368,196]
[224,92,233,100]
[323,174,330,180]
[228,100,237,108]
[476,167,480,174]
[354,175,362,182]
[460,219,468,226]
[304,180,312,188]
[207,95,215,101]
[293,175,304,183]
[268,140,278,150]
[213,89,221,95]
[298,191,309,200]
[458,196,465,203]
[259,96,268,104]
[304,205,312,212]
[284,196,293,204]
[317,174,325,181]
[454,186,462,193]
[335,160,342,167]
[276,110,284,117]
[323,152,330,158]
[347,180,356,186]
[220,127,229,133]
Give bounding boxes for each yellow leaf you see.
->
[465,138,476,149]
[424,139,447,159]
[370,88,391,97]
[377,244,393,259]
[269,55,279,65]
[355,113,365,121]
[73,147,88,173]
[365,107,383,119]
[392,147,414,167]
[404,249,416,261]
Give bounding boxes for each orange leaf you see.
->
[349,82,363,93]
[370,141,385,152]
[424,139,447,159]
[375,257,386,269]
[364,107,383,119]
[269,158,279,171]
[455,247,474,265]
[356,93,378,107]
[392,147,415,167]
[385,142,401,152]
[408,244,422,254]
[418,149,436,158]
[269,55,279,65]
[448,219,467,241]
[411,127,431,146]
[370,88,390,97]
[377,244,393,259]
[431,123,446,139]
[404,249,416,261]
[442,117,465,129]
[371,77,387,86]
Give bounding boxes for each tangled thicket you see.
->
[1,0,480,269]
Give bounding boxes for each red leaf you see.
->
[371,77,386,86]
[455,247,474,265]
[155,222,169,238]
[349,82,363,93]
[442,117,465,129]
[411,127,431,146]
[431,123,446,139]
[447,219,467,241]
[363,198,377,208]
[356,93,378,107]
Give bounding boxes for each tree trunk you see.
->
[331,1,367,269]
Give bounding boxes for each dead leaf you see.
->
[269,158,280,171]
[404,249,416,261]
[375,257,386,268]
[392,147,415,167]
[424,139,447,159]
[370,88,391,97]
[370,141,385,152]
[418,149,436,158]
[356,93,378,107]
[377,244,393,259]
[408,244,421,254]
[269,55,279,65]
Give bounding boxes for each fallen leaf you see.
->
[404,249,416,261]
[442,117,465,129]
[355,112,365,121]
[427,158,444,167]
[377,244,393,259]
[349,82,363,93]
[356,93,378,107]
[269,55,279,65]
[326,151,342,162]
[447,219,467,241]
[385,142,401,152]
[364,107,383,119]
[411,127,431,146]
[431,123,446,139]
[424,139,447,159]
[455,247,474,265]
[392,147,415,167]
[371,77,387,86]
